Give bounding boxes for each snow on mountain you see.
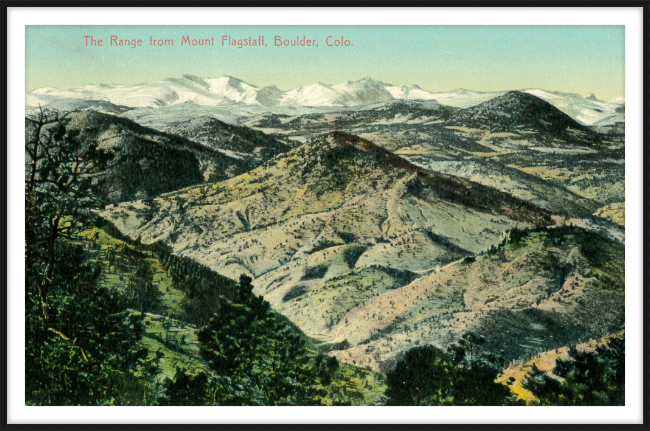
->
[279,82,343,106]
[280,78,400,107]
[27,81,205,108]
[401,88,624,127]
[608,96,625,105]
[384,84,439,101]
[425,89,506,109]
[25,75,625,127]
[27,77,427,110]
[204,75,260,104]
[31,87,61,95]
[523,89,624,127]
[26,75,261,109]
[448,91,595,139]
[331,78,395,105]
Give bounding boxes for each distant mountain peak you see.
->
[449,90,597,139]
[221,74,241,81]
[295,82,332,90]
[256,85,284,106]
[501,90,539,101]
[181,74,210,89]
[213,75,253,88]
[487,90,562,108]
[182,74,203,81]
[25,75,624,128]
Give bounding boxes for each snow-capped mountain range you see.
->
[26,75,624,127]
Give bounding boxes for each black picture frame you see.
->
[2,1,647,429]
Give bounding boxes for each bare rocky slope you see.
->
[97,123,624,375]
[328,226,624,372]
[99,132,624,370]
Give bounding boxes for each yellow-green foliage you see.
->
[595,203,625,228]
[79,227,185,316]
[319,361,387,406]
[79,225,387,405]
[496,332,624,403]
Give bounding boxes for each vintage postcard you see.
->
[22,21,627,411]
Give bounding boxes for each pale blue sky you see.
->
[26,25,625,100]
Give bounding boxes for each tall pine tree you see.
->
[25,111,157,405]
[523,335,625,406]
[197,275,324,405]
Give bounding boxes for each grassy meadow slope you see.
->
[75,222,387,405]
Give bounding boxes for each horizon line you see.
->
[26,74,625,101]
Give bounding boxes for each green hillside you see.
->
[75,220,386,405]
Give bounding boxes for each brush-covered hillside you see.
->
[327,225,624,372]
[71,221,387,405]
[100,132,555,342]
[25,111,272,203]
[245,92,624,219]
[446,91,599,142]
[126,115,290,163]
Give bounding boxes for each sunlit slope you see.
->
[101,132,554,339]
[594,203,625,228]
[327,226,624,373]
[496,331,624,403]
[76,223,387,405]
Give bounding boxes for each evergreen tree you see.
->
[25,111,157,405]
[523,335,625,406]
[126,261,163,313]
[25,241,158,405]
[385,334,518,406]
[158,367,268,406]
[385,346,455,405]
[158,368,211,406]
[25,110,110,312]
[157,251,236,325]
[314,353,340,386]
[197,275,324,405]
